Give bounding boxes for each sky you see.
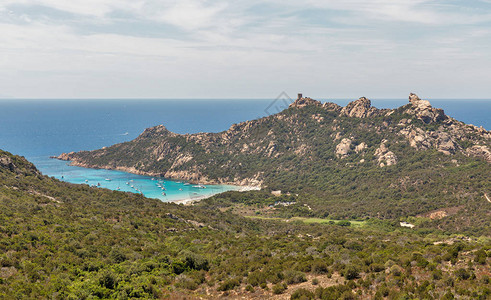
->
[1,0,491,99]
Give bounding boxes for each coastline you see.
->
[54,156,263,188]
[170,185,261,205]
[45,156,261,203]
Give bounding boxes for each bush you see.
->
[337,220,351,227]
[344,266,359,280]
[218,278,240,291]
[285,270,307,285]
[175,274,198,290]
[99,270,118,290]
[291,288,314,299]
[312,261,329,274]
[273,283,287,294]
[454,268,470,280]
[370,263,385,273]
[183,252,209,271]
[474,249,487,265]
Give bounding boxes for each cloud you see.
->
[0,1,491,98]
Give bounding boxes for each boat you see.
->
[162,192,166,196]
[179,188,183,191]
[192,184,206,189]
[117,187,120,190]
[184,183,191,186]
[85,179,88,183]
[105,178,111,181]
[126,182,129,185]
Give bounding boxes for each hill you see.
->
[57,94,491,234]
[0,149,490,299]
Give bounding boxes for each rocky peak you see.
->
[409,93,421,103]
[322,102,342,112]
[139,125,172,138]
[289,96,322,108]
[341,97,380,118]
[405,93,447,124]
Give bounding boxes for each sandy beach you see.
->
[171,185,261,205]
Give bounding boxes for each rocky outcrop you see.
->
[466,145,491,163]
[322,102,342,112]
[398,125,458,155]
[405,93,447,124]
[0,156,16,172]
[336,138,352,158]
[289,97,322,108]
[374,140,397,167]
[355,142,367,154]
[341,97,382,118]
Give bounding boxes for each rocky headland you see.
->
[57,93,490,187]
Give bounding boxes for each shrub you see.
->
[337,220,351,227]
[183,252,209,271]
[474,249,487,265]
[218,278,240,291]
[454,268,470,280]
[285,270,307,284]
[291,288,314,300]
[344,266,359,280]
[175,274,198,290]
[312,261,329,274]
[370,263,385,273]
[272,283,287,294]
[99,270,118,290]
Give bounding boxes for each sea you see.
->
[0,98,489,202]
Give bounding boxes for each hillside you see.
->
[57,94,491,234]
[1,149,490,299]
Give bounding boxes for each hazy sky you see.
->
[1,0,491,99]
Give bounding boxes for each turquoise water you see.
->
[31,156,240,202]
[0,98,489,202]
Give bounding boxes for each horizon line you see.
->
[2,97,491,101]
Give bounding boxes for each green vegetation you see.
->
[0,150,490,299]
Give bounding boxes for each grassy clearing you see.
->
[246,216,367,227]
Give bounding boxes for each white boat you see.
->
[162,192,166,196]
[105,178,111,181]
[192,184,206,189]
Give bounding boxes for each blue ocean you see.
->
[0,98,489,201]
